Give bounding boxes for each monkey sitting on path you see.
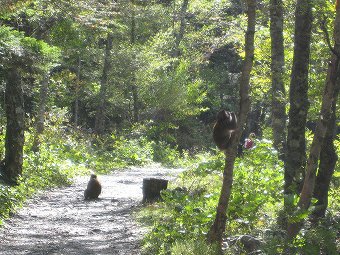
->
[84,174,102,199]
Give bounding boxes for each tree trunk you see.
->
[132,84,139,122]
[95,32,113,134]
[284,0,312,203]
[246,101,264,137]
[206,148,237,245]
[173,0,189,57]
[270,0,286,159]
[3,67,25,184]
[130,5,139,123]
[286,4,340,239]
[142,178,168,203]
[74,55,81,127]
[207,0,255,246]
[311,91,338,220]
[32,74,49,151]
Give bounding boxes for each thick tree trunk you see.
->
[284,0,312,202]
[286,4,340,239]
[3,67,25,184]
[142,178,168,203]
[95,32,113,134]
[207,0,255,246]
[270,0,286,159]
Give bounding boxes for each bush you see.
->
[139,139,284,254]
[152,141,182,167]
[1,108,190,225]
[170,238,219,255]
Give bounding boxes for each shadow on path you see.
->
[0,165,182,255]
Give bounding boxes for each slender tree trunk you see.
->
[36,75,49,134]
[130,6,139,123]
[313,29,340,220]
[3,67,25,184]
[173,0,189,57]
[132,84,139,122]
[284,0,312,202]
[207,0,255,246]
[74,56,81,127]
[32,74,49,151]
[311,88,338,220]
[270,0,286,159]
[286,4,340,239]
[95,32,113,134]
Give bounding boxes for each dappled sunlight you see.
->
[0,166,182,255]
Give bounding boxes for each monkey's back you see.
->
[84,178,102,199]
[213,122,231,150]
[213,110,237,151]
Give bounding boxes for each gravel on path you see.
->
[0,165,182,255]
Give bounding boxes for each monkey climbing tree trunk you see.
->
[284,0,312,205]
[286,4,340,239]
[3,66,25,184]
[95,32,113,134]
[270,0,286,159]
[207,0,255,246]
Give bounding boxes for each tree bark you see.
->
[132,84,139,122]
[142,178,168,203]
[311,89,338,220]
[95,32,113,134]
[173,0,189,58]
[284,0,312,202]
[2,67,25,184]
[207,0,255,246]
[36,75,49,134]
[130,5,139,123]
[286,3,340,239]
[270,0,286,159]
[32,74,49,151]
[74,55,81,127]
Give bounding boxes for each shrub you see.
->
[170,238,219,255]
[139,139,284,254]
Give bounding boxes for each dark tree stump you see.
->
[142,178,168,203]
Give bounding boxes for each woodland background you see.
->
[0,0,339,254]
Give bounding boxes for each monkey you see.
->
[213,110,237,151]
[84,174,102,199]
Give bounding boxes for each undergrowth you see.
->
[137,138,340,255]
[0,108,187,225]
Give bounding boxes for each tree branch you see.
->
[320,16,340,57]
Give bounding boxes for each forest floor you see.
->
[0,165,182,255]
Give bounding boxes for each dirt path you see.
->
[0,165,182,255]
